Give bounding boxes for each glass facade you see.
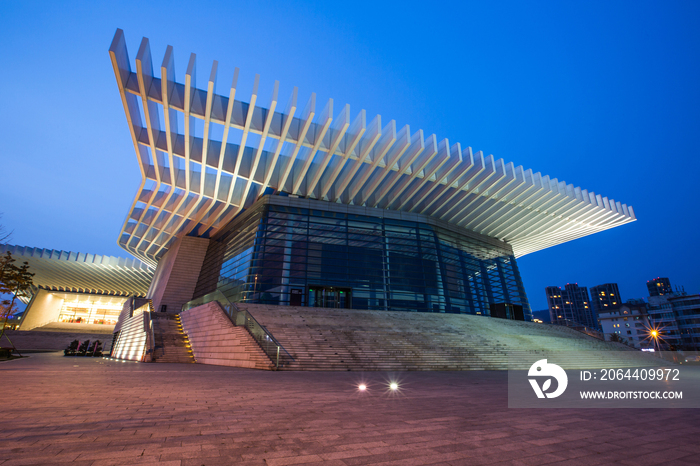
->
[193,196,531,319]
[57,301,122,325]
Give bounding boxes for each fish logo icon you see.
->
[528,359,568,399]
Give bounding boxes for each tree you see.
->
[0,213,12,245]
[0,300,20,326]
[0,251,34,354]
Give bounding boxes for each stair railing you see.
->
[143,299,156,362]
[549,318,604,340]
[183,290,294,369]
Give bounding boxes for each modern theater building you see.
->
[106,28,635,321]
[11,28,636,340]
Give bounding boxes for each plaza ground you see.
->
[1,353,699,466]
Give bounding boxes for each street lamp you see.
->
[648,328,661,352]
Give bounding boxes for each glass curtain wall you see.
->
[194,199,531,319]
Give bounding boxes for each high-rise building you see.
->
[546,284,596,329]
[590,283,622,324]
[647,277,672,296]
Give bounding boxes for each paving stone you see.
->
[1,352,699,466]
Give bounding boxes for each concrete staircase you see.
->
[234,304,661,371]
[151,314,195,364]
[179,302,275,370]
[31,322,115,334]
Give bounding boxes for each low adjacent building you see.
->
[531,309,551,323]
[639,278,699,351]
[667,294,700,351]
[598,300,652,349]
[647,295,683,349]
[0,244,153,332]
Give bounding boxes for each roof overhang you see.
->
[1,244,153,297]
[109,28,635,265]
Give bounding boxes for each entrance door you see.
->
[308,286,352,308]
[290,289,303,306]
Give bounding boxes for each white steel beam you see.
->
[357,124,410,206]
[306,104,351,197]
[111,29,637,263]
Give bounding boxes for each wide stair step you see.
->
[230,304,662,371]
[152,314,195,364]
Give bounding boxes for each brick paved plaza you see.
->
[1,353,699,466]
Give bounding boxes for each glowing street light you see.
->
[389,382,398,391]
[358,384,367,391]
[644,325,665,352]
[650,329,660,352]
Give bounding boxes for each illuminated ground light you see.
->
[385,379,405,396]
[358,384,367,391]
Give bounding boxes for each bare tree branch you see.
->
[0,213,12,245]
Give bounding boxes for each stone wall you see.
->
[180,302,273,370]
[19,289,64,330]
[148,236,210,314]
[2,330,113,351]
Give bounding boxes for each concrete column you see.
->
[147,236,210,314]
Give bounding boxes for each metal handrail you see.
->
[144,299,156,362]
[183,290,294,369]
[550,318,604,340]
[229,300,294,368]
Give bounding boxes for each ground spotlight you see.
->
[358,384,367,391]
[381,374,405,396]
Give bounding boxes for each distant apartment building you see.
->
[647,277,672,297]
[590,283,622,318]
[598,301,652,349]
[546,284,597,329]
[547,276,700,350]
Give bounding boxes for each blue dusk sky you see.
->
[1,1,698,311]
